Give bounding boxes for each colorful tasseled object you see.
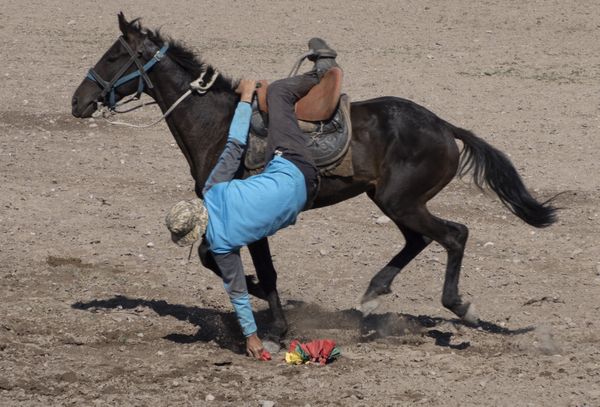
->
[284,339,341,365]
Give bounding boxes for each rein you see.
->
[86,36,219,128]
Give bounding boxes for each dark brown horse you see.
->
[72,14,556,339]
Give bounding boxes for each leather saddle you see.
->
[244,67,353,174]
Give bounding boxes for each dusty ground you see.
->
[1,0,599,405]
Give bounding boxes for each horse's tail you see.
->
[452,126,557,228]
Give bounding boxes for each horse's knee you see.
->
[442,222,468,253]
[455,223,468,244]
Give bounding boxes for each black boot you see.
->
[307,37,339,78]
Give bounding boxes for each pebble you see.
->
[260,401,275,407]
[146,242,154,248]
[483,241,494,248]
[570,248,583,259]
[205,394,215,401]
[375,215,391,225]
[595,264,600,276]
[319,249,329,256]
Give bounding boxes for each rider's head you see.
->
[165,199,208,246]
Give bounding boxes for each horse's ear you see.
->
[118,12,129,36]
[118,12,144,39]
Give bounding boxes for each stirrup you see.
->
[288,51,315,77]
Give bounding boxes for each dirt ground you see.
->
[1,0,599,405]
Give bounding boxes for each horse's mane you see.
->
[137,23,236,93]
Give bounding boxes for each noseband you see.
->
[85,36,169,109]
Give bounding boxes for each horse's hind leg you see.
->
[361,226,431,314]
[396,206,478,324]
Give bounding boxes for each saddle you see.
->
[256,67,343,121]
[244,68,354,176]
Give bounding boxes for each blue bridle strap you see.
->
[86,39,169,109]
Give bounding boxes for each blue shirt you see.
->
[202,101,308,254]
[205,155,307,253]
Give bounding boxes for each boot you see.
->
[307,37,339,78]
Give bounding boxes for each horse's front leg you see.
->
[248,237,288,338]
[198,237,267,300]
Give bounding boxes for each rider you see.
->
[166,38,339,359]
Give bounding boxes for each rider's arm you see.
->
[212,250,257,337]
[202,80,256,195]
[202,101,252,195]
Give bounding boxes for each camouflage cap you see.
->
[165,198,208,247]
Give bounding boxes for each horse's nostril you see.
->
[71,96,78,107]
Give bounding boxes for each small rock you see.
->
[172,380,180,387]
[89,123,98,128]
[205,394,215,401]
[260,401,275,407]
[67,19,76,25]
[595,264,600,276]
[483,242,494,248]
[570,248,583,259]
[375,215,391,225]
[319,249,329,256]
[146,242,154,248]
[157,351,164,356]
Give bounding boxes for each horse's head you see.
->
[71,12,168,118]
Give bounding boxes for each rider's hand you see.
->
[245,333,265,359]
[236,79,257,103]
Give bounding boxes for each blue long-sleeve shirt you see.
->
[202,101,307,336]
[203,102,307,254]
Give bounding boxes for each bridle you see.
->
[84,36,219,128]
[85,36,169,109]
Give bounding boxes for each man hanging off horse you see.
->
[165,39,339,359]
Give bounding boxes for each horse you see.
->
[71,13,557,340]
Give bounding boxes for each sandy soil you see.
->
[1,1,599,405]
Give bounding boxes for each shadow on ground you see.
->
[72,296,535,354]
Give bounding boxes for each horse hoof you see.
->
[359,298,380,316]
[461,303,479,326]
[263,339,281,354]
